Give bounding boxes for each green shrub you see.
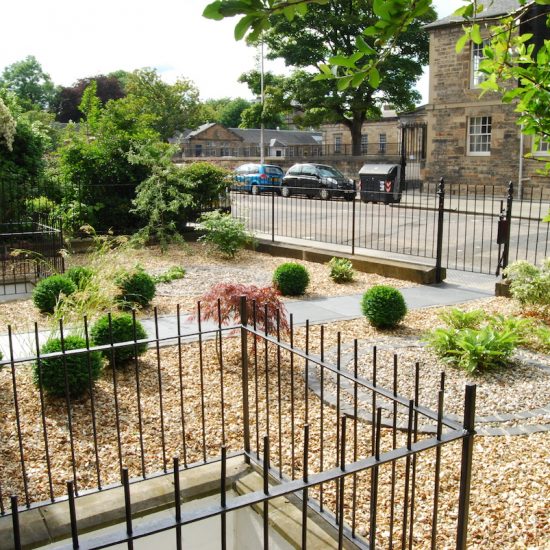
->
[33,335,103,397]
[153,266,186,284]
[534,325,550,353]
[361,285,407,328]
[273,263,310,296]
[32,275,77,314]
[115,267,156,309]
[328,257,354,283]
[504,259,550,310]
[65,266,94,288]
[91,313,148,366]
[198,211,253,258]
[438,308,486,330]
[424,326,519,374]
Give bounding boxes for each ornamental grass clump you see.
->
[65,266,95,289]
[91,313,148,367]
[273,262,310,296]
[361,285,407,328]
[33,335,103,397]
[115,267,156,309]
[32,274,77,314]
[328,257,354,283]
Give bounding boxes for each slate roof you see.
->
[229,128,322,145]
[425,0,525,29]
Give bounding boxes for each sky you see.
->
[0,0,463,104]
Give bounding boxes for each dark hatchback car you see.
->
[281,163,355,200]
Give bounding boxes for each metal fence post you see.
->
[456,384,476,550]
[271,189,275,243]
[240,296,251,463]
[351,195,356,255]
[435,178,445,283]
[501,181,514,276]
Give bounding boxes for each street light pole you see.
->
[260,37,265,165]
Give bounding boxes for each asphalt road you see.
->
[229,190,549,275]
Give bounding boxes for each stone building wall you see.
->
[425,24,549,191]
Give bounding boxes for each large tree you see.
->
[253,1,435,154]
[0,56,56,111]
[204,0,550,156]
[53,74,126,123]
[124,69,202,140]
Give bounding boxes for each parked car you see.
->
[233,163,285,195]
[281,163,356,200]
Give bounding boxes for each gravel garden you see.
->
[0,233,548,548]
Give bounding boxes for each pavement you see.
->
[0,276,494,361]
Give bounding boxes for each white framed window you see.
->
[532,136,550,155]
[361,134,368,154]
[334,134,342,154]
[379,133,387,154]
[468,116,492,156]
[471,40,489,88]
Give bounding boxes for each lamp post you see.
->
[260,37,265,165]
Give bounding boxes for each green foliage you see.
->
[272,262,310,296]
[361,285,407,328]
[33,335,103,397]
[90,313,148,367]
[153,266,186,284]
[24,196,57,214]
[533,324,550,353]
[0,96,16,150]
[328,257,354,283]
[201,97,252,128]
[115,267,156,309]
[0,92,49,222]
[425,326,519,374]
[438,308,486,330]
[65,266,95,289]
[504,259,550,313]
[32,275,77,314]
[180,161,231,207]
[0,55,56,111]
[125,69,202,140]
[198,211,253,258]
[130,142,193,249]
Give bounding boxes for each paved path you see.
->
[0,281,492,361]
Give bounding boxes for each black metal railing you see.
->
[176,142,409,159]
[226,180,549,277]
[0,214,65,296]
[1,298,476,548]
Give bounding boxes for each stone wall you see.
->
[425,25,550,191]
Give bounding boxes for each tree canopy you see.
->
[247,1,435,154]
[204,0,550,156]
[0,56,56,111]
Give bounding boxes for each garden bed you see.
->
[0,242,412,333]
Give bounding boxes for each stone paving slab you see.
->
[0,283,493,361]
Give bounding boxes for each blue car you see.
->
[233,163,285,195]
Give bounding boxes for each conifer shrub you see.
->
[361,285,407,328]
[272,262,310,296]
[91,313,148,366]
[115,267,156,309]
[33,335,103,397]
[32,274,77,314]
